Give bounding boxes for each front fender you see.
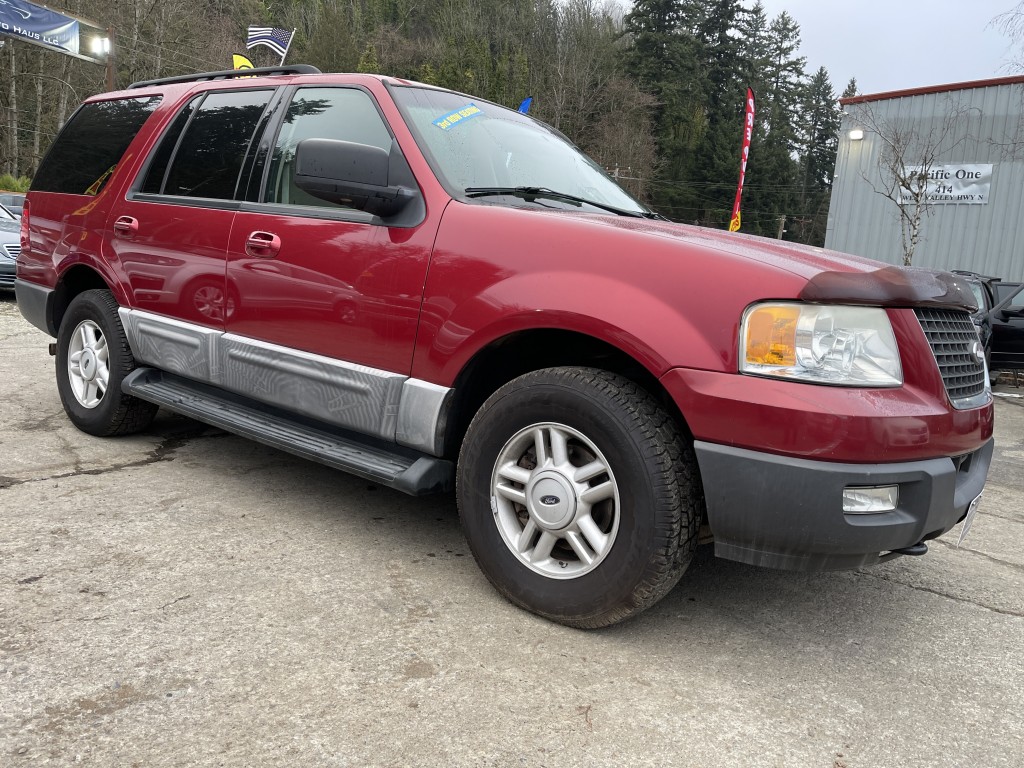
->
[411,203,810,387]
[413,269,725,385]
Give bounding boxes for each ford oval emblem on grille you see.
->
[540,495,560,506]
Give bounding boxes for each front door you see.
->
[226,86,434,375]
[991,285,1024,370]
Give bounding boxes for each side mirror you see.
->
[294,138,417,218]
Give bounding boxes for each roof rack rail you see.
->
[127,65,322,90]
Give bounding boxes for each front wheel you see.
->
[457,367,703,628]
[55,289,158,436]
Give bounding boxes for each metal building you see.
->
[825,76,1024,281]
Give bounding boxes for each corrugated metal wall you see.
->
[825,80,1024,281]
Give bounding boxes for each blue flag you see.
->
[246,26,293,58]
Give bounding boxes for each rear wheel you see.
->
[56,289,158,436]
[457,367,702,628]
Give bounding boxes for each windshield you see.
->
[391,86,647,215]
[967,282,986,311]
[0,205,16,221]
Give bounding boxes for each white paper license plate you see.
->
[957,492,983,547]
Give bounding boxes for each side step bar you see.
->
[122,368,453,496]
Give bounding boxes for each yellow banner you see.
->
[728,212,741,232]
[232,54,254,70]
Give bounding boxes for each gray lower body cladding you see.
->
[116,307,450,456]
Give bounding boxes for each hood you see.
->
[548,212,978,312]
[578,215,880,277]
[0,218,20,240]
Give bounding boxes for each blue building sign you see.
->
[0,0,80,56]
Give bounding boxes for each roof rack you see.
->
[127,65,322,90]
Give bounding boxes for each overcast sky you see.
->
[756,0,1020,96]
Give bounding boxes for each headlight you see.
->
[740,303,902,387]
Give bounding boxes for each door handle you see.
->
[245,231,281,258]
[113,216,139,238]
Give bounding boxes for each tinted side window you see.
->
[265,88,392,209]
[33,97,161,195]
[1007,287,1024,313]
[140,97,200,194]
[163,90,272,200]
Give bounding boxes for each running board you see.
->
[122,368,453,496]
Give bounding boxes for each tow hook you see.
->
[891,542,928,557]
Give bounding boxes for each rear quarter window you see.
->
[33,96,162,195]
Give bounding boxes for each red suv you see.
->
[16,66,994,627]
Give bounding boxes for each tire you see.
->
[55,289,158,436]
[457,367,703,629]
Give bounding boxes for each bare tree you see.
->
[585,76,660,200]
[993,2,1024,70]
[848,97,978,266]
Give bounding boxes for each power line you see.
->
[118,36,224,71]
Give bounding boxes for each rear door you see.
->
[107,88,278,328]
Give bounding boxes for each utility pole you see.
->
[776,215,786,240]
[105,27,115,91]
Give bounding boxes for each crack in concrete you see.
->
[932,537,1024,573]
[862,571,1024,618]
[159,594,191,610]
[0,427,227,491]
[980,511,1024,524]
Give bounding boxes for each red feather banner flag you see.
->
[729,88,756,233]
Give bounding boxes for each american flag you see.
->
[246,26,293,58]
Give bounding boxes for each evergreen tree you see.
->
[621,0,706,217]
[792,67,841,245]
[689,0,749,224]
[736,10,805,237]
[799,67,840,197]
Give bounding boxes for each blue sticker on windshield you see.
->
[433,103,483,131]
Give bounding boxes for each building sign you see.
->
[0,0,80,56]
[900,163,992,205]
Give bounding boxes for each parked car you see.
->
[0,203,21,289]
[0,192,25,217]
[14,66,994,627]
[990,281,1024,370]
[952,270,998,358]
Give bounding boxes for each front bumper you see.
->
[0,259,14,289]
[695,437,994,571]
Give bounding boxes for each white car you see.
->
[0,204,20,290]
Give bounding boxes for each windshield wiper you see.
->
[464,186,646,218]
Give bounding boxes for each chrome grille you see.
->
[2,243,19,260]
[914,308,986,407]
